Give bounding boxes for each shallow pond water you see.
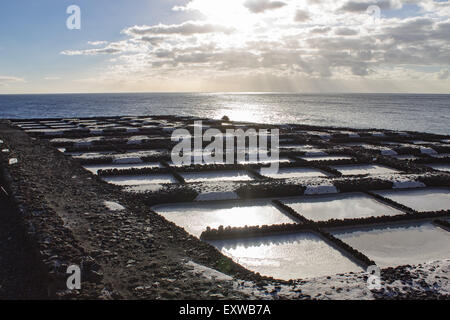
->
[281,192,405,222]
[298,155,352,162]
[373,188,450,212]
[180,170,254,182]
[209,232,363,280]
[259,167,331,179]
[153,200,297,238]
[331,164,400,175]
[392,154,419,160]
[430,153,450,159]
[332,222,450,267]
[103,173,177,185]
[427,164,450,172]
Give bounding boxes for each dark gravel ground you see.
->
[0,194,48,299]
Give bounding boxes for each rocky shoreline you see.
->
[0,118,449,300]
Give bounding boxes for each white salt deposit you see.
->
[430,153,450,159]
[112,157,144,164]
[195,192,239,201]
[299,155,352,162]
[124,184,164,193]
[392,180,426,189]
[392,154,419,160]
[103,174,177,186]
[331,164,399,176]
[209,233,363,280]
[374,188,450,212]
[282,192,404,222]
[304,184,338,195]
[333,222,450,267]
[181,171,253,183]
[260,167,331,179]
[153,200,296,238]
[427,164,450,172]
[103,201,125,211]
[420,147,438,155]
[126,136,150,144]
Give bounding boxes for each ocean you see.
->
[0,93,449,135]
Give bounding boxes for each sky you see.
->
[0,0,450,94]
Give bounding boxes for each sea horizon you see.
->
[1,92,449,135]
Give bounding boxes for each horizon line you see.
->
[1,91,450,96]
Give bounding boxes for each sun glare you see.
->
[187,0,257,29]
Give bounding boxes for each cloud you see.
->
[59,0,450,91]
[335,27,359,36]
[244,0,287,13]
[123,21,234,36]
[294,10,310,22]
[61,48,122,56]
[43,76,61,80]
[0,76,25,86]
[437,69,449,80]
[87,41,107,46]
[341,0,402,12]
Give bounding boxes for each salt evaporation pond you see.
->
[332,222,450,267]
[209,233,363,280]
[103,174,177,185]
[374,188,450,212]
[83,162,161,174]
[180,170,253,182]
[281,192,405,222]
[298,155,352,162]
[431,153,450,159]
[153,200,296,238]
[237,156,292,165]
[392,155,419,161]
[259,167,331,179]
[427,164,450,172]
[331,164,400,175]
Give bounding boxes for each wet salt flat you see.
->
[342,142,372,147]
[298,155,352,162]
[331,164,400,176]
[70,151,117,159]
[392,154,419,160]
[209,233,363,280]
[153,200,297,238]
[103,173,177,185]
[180,170,254,182]
[333,222,450,267]
[373,188,450,212]
[281,192,405,222]
[168,158,222,166]
[83,162,161,174]
[259,167,331,179]
[430,153,450,159]
[237,156,292,165]
[279,144,317,151]
[427,163,450,172]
